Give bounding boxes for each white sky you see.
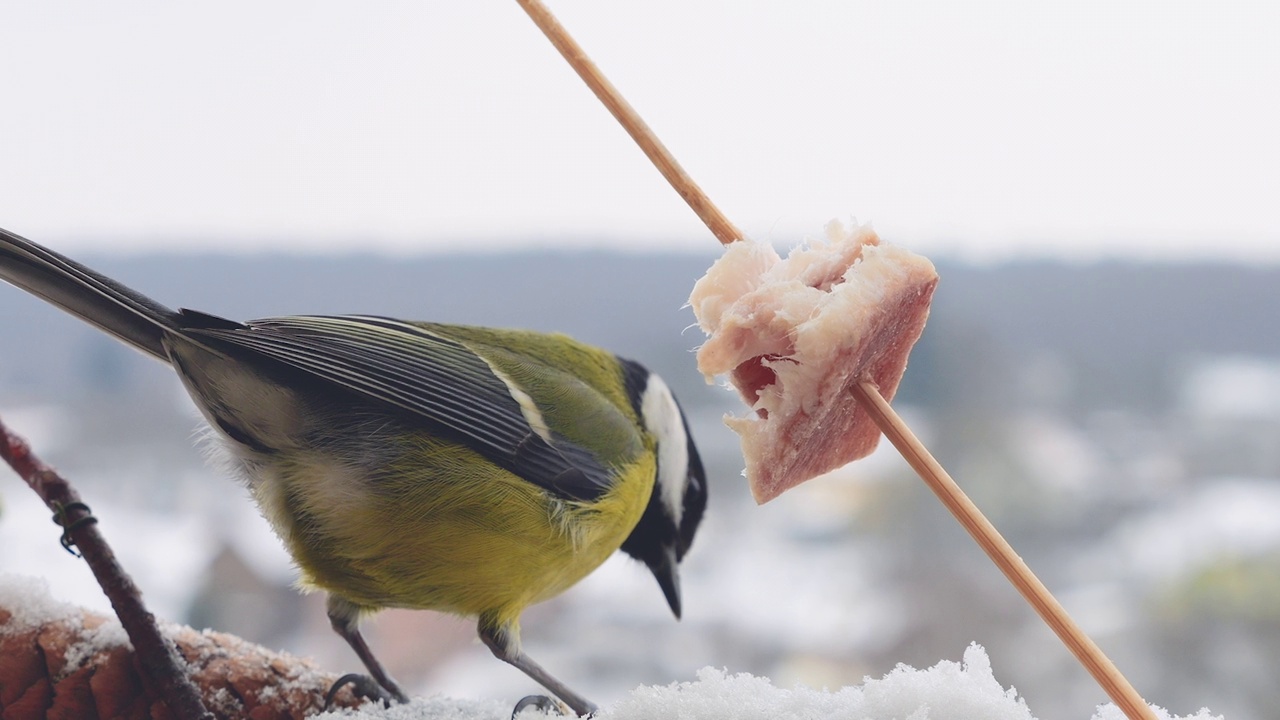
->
[0,1,1277,262]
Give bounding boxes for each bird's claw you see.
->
[511,694,576,718]
[325,672,400,709]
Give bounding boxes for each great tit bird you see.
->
[0,227,707,716]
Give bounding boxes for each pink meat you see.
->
[690,221,938,503]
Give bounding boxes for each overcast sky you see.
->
[1,1,1277,262]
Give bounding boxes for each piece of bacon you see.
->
[690,221,938,503]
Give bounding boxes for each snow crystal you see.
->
[0,572,81,632]
[1092,705,1222,720]
[59,620,132,677]
[0,573,133,678]
[317,695,510,720]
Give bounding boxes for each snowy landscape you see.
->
[1,251,1276,719]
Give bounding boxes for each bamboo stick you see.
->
[851,380,1156,720]
[515,0,742,246]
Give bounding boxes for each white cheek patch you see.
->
[641,374,688,525]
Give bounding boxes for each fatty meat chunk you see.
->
[690,220,938,503]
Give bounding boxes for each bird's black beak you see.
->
[650,546,682,619]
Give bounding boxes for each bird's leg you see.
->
[479,617,597,717]
[325,596,410,706]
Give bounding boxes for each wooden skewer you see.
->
[515,2,1157,718]
[514,0,742,246]
[852,380,1157,720]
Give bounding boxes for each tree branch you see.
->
[0,413,214,719]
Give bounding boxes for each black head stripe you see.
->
[675,399,707,560]
[618,357,651,418]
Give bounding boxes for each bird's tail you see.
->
[0,227,179,361]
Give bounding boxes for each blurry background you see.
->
[1,2,1278,719]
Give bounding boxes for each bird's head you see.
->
[618,366,708,619]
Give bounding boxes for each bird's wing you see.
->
[181,313,614,502]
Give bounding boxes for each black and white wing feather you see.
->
[181,313,613,502]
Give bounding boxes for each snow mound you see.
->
[0,573,85,633]
[318,644,1218,720]
[609,643,1026,720]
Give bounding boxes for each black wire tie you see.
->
[52,501,98,557]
